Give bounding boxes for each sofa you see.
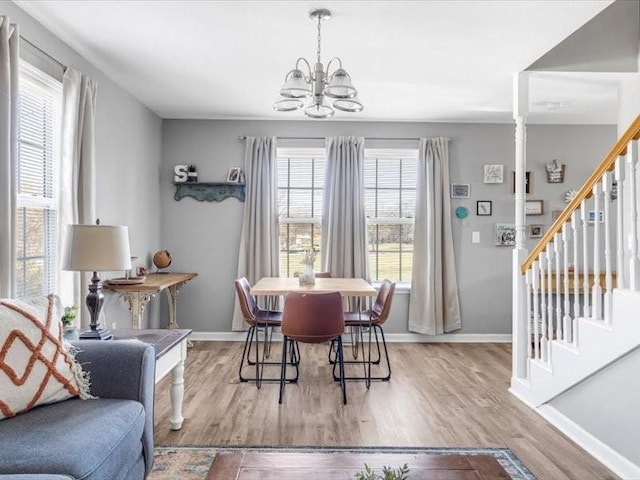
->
[0,340,155,480]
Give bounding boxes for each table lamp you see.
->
[62,222,132,340]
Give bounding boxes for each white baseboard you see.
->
[537,405,640,479]
[189,331,511,343]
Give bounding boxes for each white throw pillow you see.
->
[0,294,90,420]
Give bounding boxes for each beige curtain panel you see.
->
[321,136,370,282]
[58,68,98,326]
[0,17,19,298]
[232,136,279,331]
[409,137,461,335]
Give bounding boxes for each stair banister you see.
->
[520,114,640,275]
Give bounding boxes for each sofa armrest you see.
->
[70,340,155,474]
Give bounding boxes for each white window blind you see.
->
[15,61,62,298]
[277,148,325,277]
[365,149,418,283]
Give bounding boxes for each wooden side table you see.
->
[104,272,197,330]
[112,328,191,430]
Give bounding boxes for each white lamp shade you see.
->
[63,224,132,272]
[280,69,312,98]
[324,68,357,99]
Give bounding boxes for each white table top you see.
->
[251,277,377,297]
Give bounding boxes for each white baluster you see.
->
[581,199,590,318]
[554,233,563,341]
[546,245,554,358]
[532,260,540,360]
[628,139,639,290]
[603,174,613,324]
[572,211,580,346]
[615,155,626,289]
[592,183,602,320]
[562,225,571,343]
[539,252,548,362]
[526,268,533,364]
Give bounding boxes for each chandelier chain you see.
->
[316,15,322,65]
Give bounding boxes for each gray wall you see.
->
[551,347,640,465]
[3,2,164,327]
[160,120,615,335]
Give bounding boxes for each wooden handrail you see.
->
[520,114,640,274]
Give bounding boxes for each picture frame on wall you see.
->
[483,164,504,184]
[476,200,492,216]
[226,167,242,183]
[450,183,471,199]
[525,199,544,216]
[587,210,604,224]
[512,171,531,194]
[529,224,544,238]
[495,223,516,246]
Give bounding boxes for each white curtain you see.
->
[321,136,370,281]
[58,68,97,326]
[0,17,19,298]
[409,137,461,335]
[232,136,279,331]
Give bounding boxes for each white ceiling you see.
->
[14,0,622,124]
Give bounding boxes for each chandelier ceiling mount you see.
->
[273,8,363,119]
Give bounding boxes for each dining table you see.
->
[250,276,377,298]
[250,276,379,387]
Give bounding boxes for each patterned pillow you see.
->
[0,294,91,420]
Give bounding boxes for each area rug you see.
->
[150,445,537,480]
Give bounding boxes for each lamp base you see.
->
[79,328,113,340]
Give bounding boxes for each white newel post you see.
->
[511,72,529,383]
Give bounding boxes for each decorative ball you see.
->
[153,250,172,270]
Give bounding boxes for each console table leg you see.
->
[120,292,154,329]
[169,341,186,430]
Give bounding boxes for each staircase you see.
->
[510,116,640,473]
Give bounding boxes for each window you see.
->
[277,148,325,277]
[365,149,417,283]
[15,61,62,298]
[276,146,417,283]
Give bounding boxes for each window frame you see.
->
[277,147,325,277]
[364,148,418,287]
[15,60,62,298]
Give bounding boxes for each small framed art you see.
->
[525,200,544,216]
[495,223,516,246]
[587,210,604,224]
[483,164,504,184]
[450,183,471,199]
[226,167,242,183]
[476,200,492,216]
[529,224,544,238]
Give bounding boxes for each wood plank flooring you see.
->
[153,341,618,480]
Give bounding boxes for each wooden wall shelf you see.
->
[173,182,245,202]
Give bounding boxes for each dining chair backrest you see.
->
[234,277,257,323]
[315,272,332,278]
[371,279,396,326]
[282,291,344,344]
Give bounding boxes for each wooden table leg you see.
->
[120,292,155,329]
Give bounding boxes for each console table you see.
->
[112,328,191,430]
[104,272,197,330]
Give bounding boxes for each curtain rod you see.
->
[20,36,67,72]
[237,135,432,141]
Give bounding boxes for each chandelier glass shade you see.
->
[273,9,363,119]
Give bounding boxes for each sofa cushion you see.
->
[0,398,145,480]
[0,295,90,420]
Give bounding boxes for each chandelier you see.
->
[273,8,363,119]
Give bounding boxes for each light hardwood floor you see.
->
[154,341,618,480]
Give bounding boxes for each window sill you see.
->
[372,281,411,294]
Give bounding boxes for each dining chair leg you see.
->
[337,336,347,405]
[376,325,392,381]
[238,325,255,382]
[279,336,288,404]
